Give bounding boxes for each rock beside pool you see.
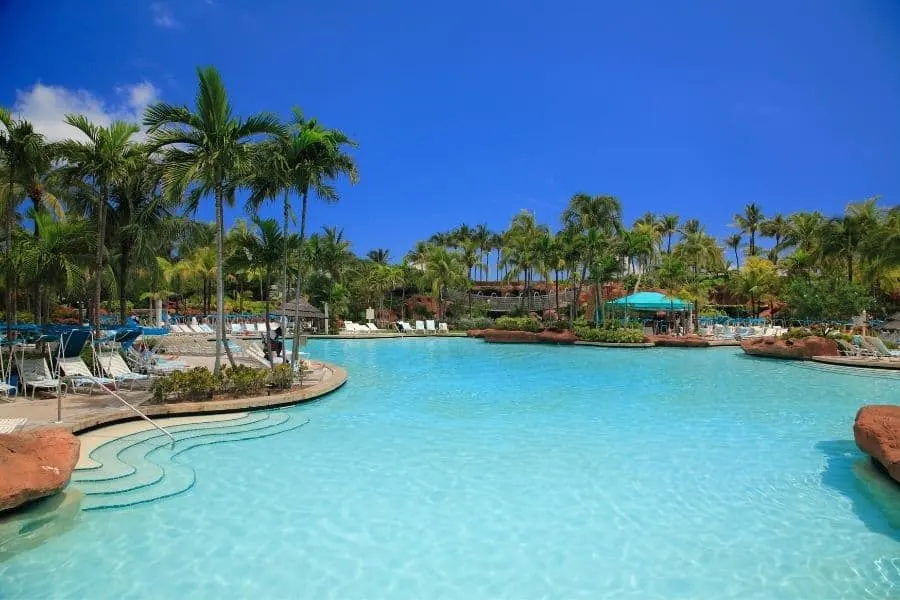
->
[854,405,900,484]
[650,335,709,347]
[741,335,839,360]
[0,429,80,513]
[482,329,538,343]
[536,330,578,344]
[466,329,486,338]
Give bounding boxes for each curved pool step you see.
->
[74,414,293,494]
[71,412,307,511]
[73,413,271,482]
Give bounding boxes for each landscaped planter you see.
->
[482,329,538,343]
[649,335,710,348]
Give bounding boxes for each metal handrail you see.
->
[61,374,175,443]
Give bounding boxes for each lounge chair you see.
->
[415,321,426,334]
[97,352,151,390]
[365,323,379,332]
[439,323,449,332]
[426,320,436,333]
[17,357,67,399]
[231,323,242,335]
[58,356,117,395]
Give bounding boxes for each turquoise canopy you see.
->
[608,291,690,311]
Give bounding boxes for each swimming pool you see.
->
[3,339,900,599]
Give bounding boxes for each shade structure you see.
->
[278,300,326,319]
[608,292,690,311]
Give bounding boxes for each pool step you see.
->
[71,412,306,511]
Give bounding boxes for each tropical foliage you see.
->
[2,65,899,362]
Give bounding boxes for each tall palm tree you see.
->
[561,193,622,321]
[724,234,742,268]
[420,245,468,319]
[54,115,140,333]
[144,66,285,374]
[820,198,880,282]
[273,110,359,366]
[733,202,764,257]
[18,212,94,309]
[473,223,492,281]
[108,151,184,323]
[502,210,549,310]
[760,213,789,262]
[0,110,54,333]
[658,214,680,254]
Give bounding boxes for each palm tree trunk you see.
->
[554,270,560,319]
[118,241,130,324]
[92,187,108,334]
[5,169,15,337]
[213,186,225,374]
[290,189,309,366]
[281,189,289,326]
[263,273,274,368]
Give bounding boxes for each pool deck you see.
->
[811,356,900,370]
[0,361,347,434]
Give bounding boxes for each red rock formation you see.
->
[0,429,80,513]
[854,405,900,484]
[741,335,839,360]
[536,330,578,345]
[466,330,486,338]
[482,329,539,343]
[649,335,709,347]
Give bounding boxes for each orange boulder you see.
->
[0,429,80,513]
[854,405,900,484]
[741,336,839,360]
[536,330,578,344]
[482,329,538,343]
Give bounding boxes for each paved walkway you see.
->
[0,362,346,433]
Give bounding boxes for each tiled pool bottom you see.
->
[3,339,900,599]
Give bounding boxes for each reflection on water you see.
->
[0,490,84,563]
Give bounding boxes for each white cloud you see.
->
[150,3,179,28]
[11,82,160,142]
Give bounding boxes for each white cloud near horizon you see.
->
[150,2,179,28]
[11,82,160,141]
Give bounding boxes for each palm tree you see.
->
[725,234,742,268]
[0,110,54,333]
[561,193,622,321]
[658,214,680,254]
[502,210,549,311]
[730,256,778,317]
[367,248,390,264]
[473,223,492,281]
[18,212,94,311]
[275,110,359,365]
[107,151,184,323]
[144,66,285,374]
[420,245,468,319]
[231,217,287,364]
[733,202,764,257]
[820,198,880,283]
[760,213,790,262]
[54,115,140,333]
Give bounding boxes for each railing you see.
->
[60,375,175,443]
[448,289,577,312]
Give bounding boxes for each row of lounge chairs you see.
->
[397,320,449,334]
[698,324,787,339]
[5,352,154,400]
[835,336,900,361]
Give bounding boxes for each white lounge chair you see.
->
[365,323,379,332]
[97,352,151,390]
[58,357,117,395]
[426,320,436,333]
[415,321,426,334]
[439,322,449,332]
[18,358,66,399]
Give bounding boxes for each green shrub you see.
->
[542,320,570,332]
[455,317,495,330]
[222,365,270,397]
[495,316,540,332]
[270,363,294,390]
[574,326,646,343]
[150,367,223,403]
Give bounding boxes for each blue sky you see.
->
[2,0,899,263]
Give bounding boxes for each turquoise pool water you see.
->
[4,339,900,599]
